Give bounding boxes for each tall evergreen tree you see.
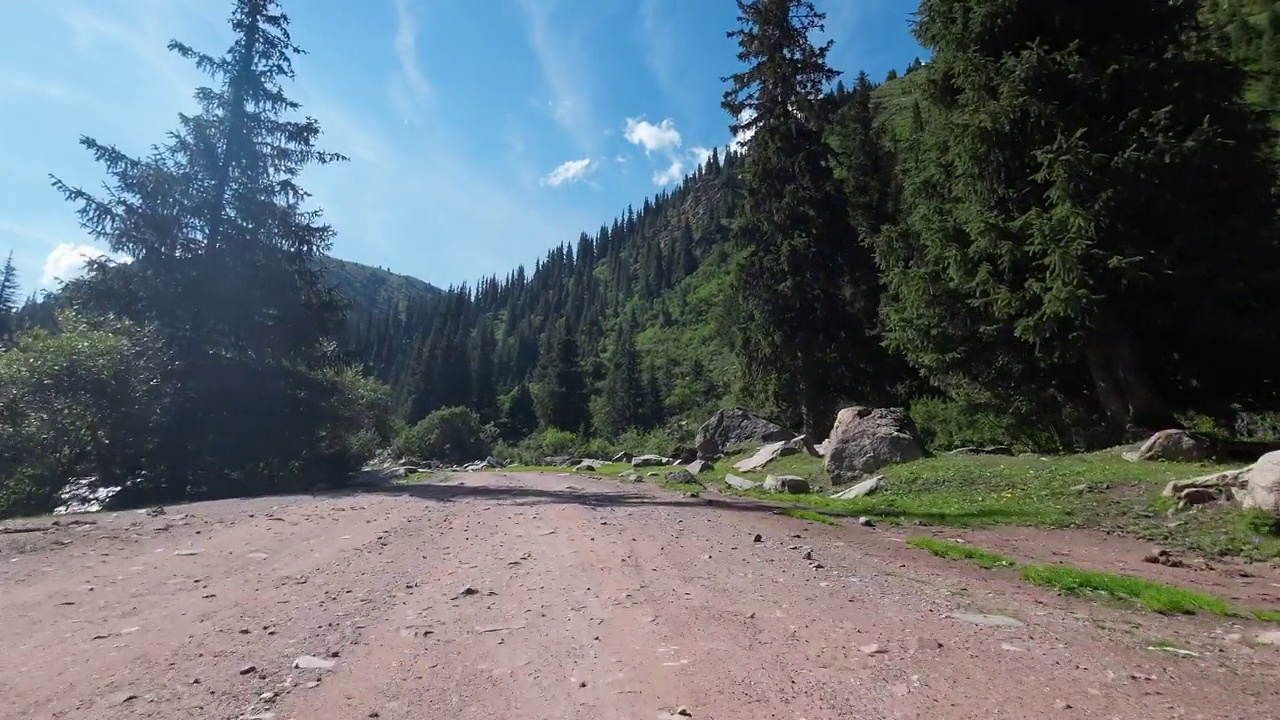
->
[49,0,351,497]
[0,251,18,340]
[537,321,590,433]
[600,318,645,436]
[879,0,1280,434]
[721,0,859,436]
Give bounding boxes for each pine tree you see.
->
[0,251,18,340]
[600,318,645,436]
[537,321,590,432]
[499,382,539,442]
[880,0,1280,434]
[721,0,857,437]
[49,0,350,496]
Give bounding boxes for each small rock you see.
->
[259,691,278,702]
[951,612,1024,627]
[239,665,258,676]
[293,655,336,670]
[856,516,875,527]
[1054,700,1072,710]
[890,683,910,697]
[753,533,763,543]
[173,549,201,556]
[810,562,825,570]
[456,585,479,597]
[801,549,813,560]
[906,637,941,653]
[305,681,322,689]
[106,691,138,706]
[860,643,887,655]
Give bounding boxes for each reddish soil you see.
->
[2,471,1279,720]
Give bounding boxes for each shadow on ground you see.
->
[330,472,1036,527]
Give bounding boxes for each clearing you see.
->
[2,470,1279,720]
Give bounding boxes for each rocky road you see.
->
[2,471,1279,720]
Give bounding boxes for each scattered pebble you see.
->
[860,643,887,655]
[753,534,763,543]
[907,637,941,653]
[173,549,201,556]
[950,612,1024,628]
[105,691,138,706]
[239,665,258,676]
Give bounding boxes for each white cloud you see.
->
[729,108,757,153]
[40,243,129,287]
[540,157,594,187]
[653,159,684,186]
[623,117,682,155]
[690,145,712,165]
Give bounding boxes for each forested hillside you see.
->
[4,0,1280,517]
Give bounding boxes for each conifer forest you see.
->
[4,0,1280,516]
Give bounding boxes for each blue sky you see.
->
[0,0,923,295]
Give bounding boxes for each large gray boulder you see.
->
[632,454,672,468]
[824,406,925,482]
[1126,429,1211,463]
[695,408,796,454]
[1244,451,1280,514]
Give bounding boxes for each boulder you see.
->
[732,440,798,473]
[619,469,642,483]
[670,446,698,464]
[947,446,1014,456]
[575,459,603,472]
[1161,469,1248,500]
[695,408,796,454]
[829,475,884,500]
[685,459,714,475]
[724,474,758,491]
[1128,429,1211,463]
[612,451,635,463]
[632,454,672,468]
[824,407,925,482]
[665,469,698,485]
[54,476,125,515]
[695,438,722,461]
[762,475,810,494]
[1243,451,1280,514]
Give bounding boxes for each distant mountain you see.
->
[13,255,440,331]
[319,257,441,313]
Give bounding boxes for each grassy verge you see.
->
[1019,563,1232,616]
[906,536,1016,568]
[501,449,1280,561]
[779,507,838,525]
[906,536,1257,619]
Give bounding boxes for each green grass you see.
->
[503,447,1280,561]
[904,536,1255,620]
[779,507,838,525]
[1020,564,1233,616]
[660,480,704,494]
[1251,608,1280,623]
[906,536,1016,568]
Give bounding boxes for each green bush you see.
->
[0,314,171,517]
[395,406,490,464]
[908,396,1108,454]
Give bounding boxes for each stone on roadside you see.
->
[293,655,336,670]
[685,459,714,475]
[632,454,672,468]
[762,475,810,494]
[830,475,883,500]
[665,469,698,485]
[695,408,796,454]
[723,474,758,491]
[823,406,925,482]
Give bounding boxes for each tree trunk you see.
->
[1083,308,1179,436]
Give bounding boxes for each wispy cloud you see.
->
[540,158,594,187]
[390,0,431,122]
[653,159,684,186]
[518,0,597,151]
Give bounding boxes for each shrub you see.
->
[395,406,490,464]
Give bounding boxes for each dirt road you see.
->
[3,472,1278,720]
